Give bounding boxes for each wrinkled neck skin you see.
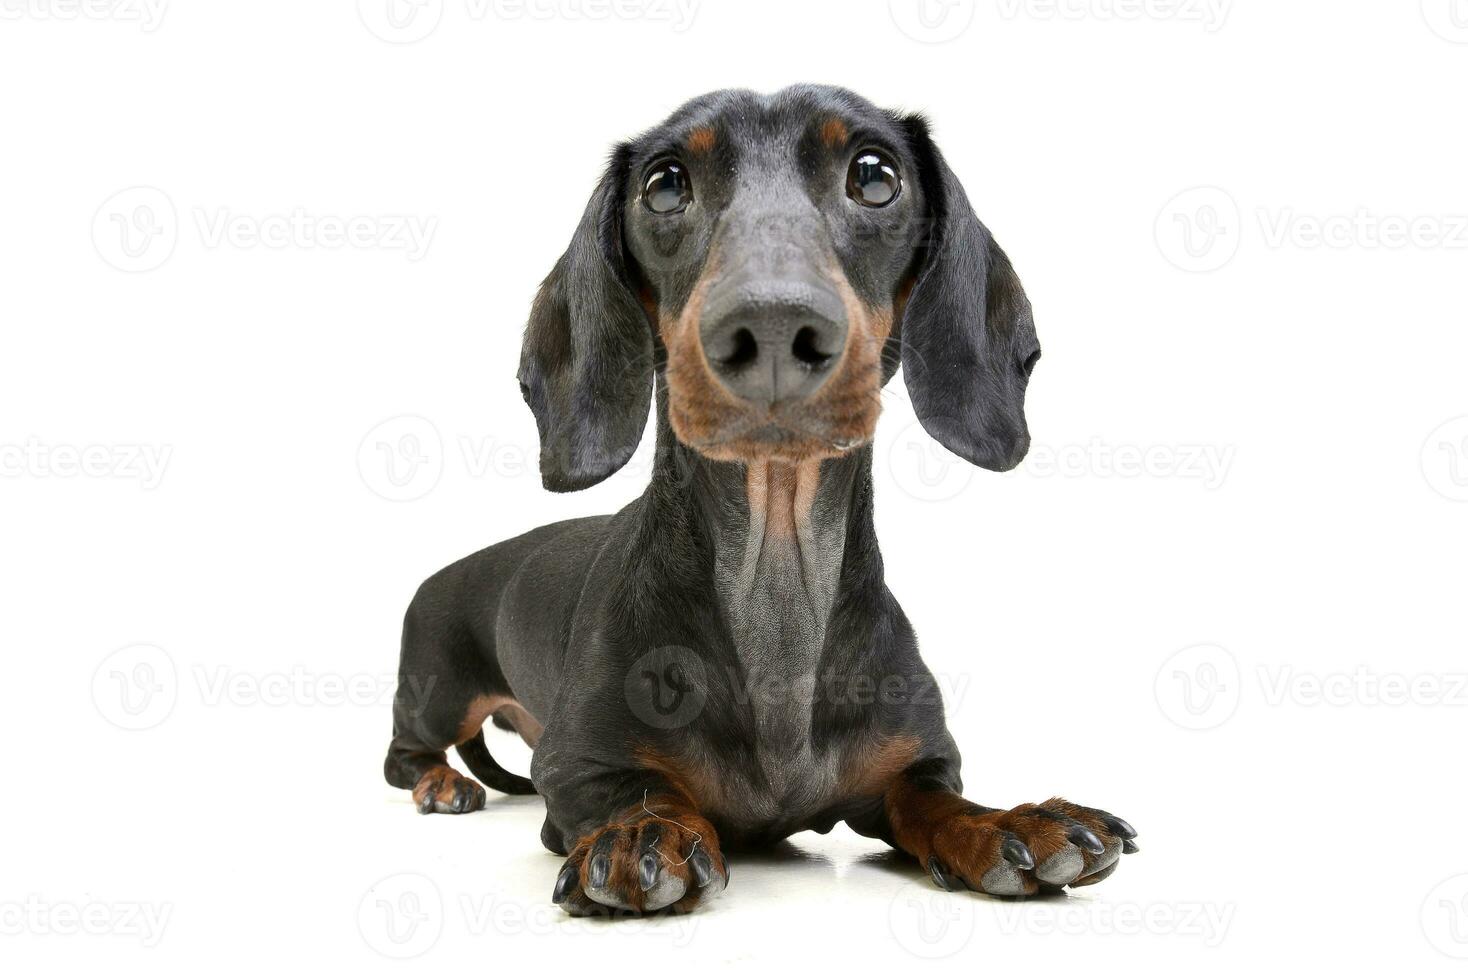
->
[632,385,882,748]
[703,451,853,654]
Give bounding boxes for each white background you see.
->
[3,0,1467,974]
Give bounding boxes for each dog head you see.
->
[518,85,1040,491]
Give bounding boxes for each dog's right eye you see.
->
[643,160,692,215]
[847,149,901,208]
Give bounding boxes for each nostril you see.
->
[790,326,835,370]
[715,327,759,371]
[1021,348,1041,378]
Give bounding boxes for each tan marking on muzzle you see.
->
[803,271,894,447]
[659,255,894,463]
[659,251,729,450]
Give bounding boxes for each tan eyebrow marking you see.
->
[687,126,716,154]
[820,117,849,148]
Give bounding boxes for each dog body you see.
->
[385,86,1136,914]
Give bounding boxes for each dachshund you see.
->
[384,84,1137,915]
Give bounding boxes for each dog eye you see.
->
[643,160,693,215]
[847,150,901,208]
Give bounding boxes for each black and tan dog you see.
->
[384,85,1136,915]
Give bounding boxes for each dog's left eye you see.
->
[847,150,901,208]
[643,160,693,215]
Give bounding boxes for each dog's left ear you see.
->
[897,116,1041,472]
[517,147,654,492]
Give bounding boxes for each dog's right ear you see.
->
[517,146,654,492]
[896,116,1041,473]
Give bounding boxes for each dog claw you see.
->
[1103,815,1137,839]
[552,866,578,904]
[1066,824,1106,855]
[927,856,958,890]
[638,852,660,891]
[588,854,610,891]
[689,849,713,888]
[1000,835,1036,870]
[1122,839,1140,854]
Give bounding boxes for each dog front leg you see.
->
[883,759,1139,896]
[542,770,728,916]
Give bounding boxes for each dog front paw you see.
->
[925,798,1138,897]
[551,806,727,915]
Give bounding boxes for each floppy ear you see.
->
[898,117,1041,472]
[517,147,654,492]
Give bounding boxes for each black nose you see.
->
[699,280,849,405]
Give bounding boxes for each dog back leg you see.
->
[383,580,536,813]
